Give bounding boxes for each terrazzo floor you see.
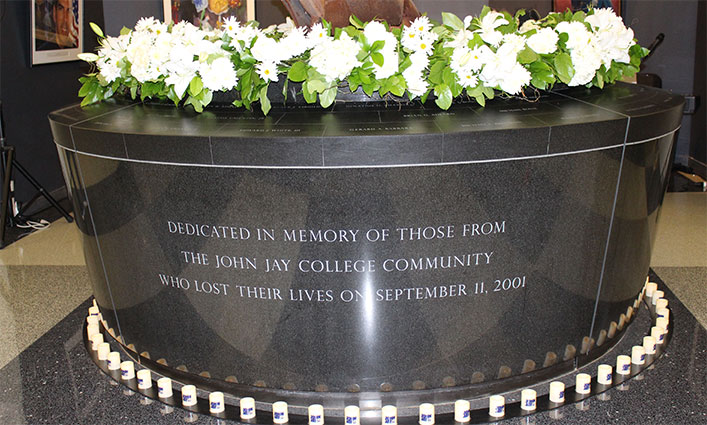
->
[0,192,704,423]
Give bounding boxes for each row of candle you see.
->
[85,278,669,424]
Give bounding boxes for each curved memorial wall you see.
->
[50,83,682,409]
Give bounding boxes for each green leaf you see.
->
[78,79,95,97]
[89,22,104,38]
[260,85,271,115]
[302,84,317,103]
[474,94,486,107]
[344,27,361,39]
[130,85,138,100]
[442,12,464,30]
[420,89,431,104]
[434,84,453,110]
[572,11,586,22]
[362,82,378,97]
[428,61,446,85]
[287,61,308,82]
[319,86,336,108]
[442,67,455,86]
[120,26,131,36]
[553,53,574,84]
[188,77,203,97]
[370,40,385,52]
[307,79,327,93]
[518,48,538,64]
[349,15,364,29]
[371,52,384,67]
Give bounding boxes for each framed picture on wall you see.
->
[163,0,255,27]
[31,0,83,65]
[553,0,620,15]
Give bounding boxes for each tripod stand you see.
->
[0,101,73,248]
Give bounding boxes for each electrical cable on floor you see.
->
[14,218,51,231]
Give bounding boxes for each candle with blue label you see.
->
[209,392,225,414]
[308,404,324,425]
[273,401,288,424]
[454,400,470,422]
[616,355,631,376]
[521,389,536,411]
[120,361,135,380]
[240,397,256,419]
[137,369,151,390]
[182,385,197,407]
[157,377,172,398]
[382,405,397,425]
[344,405,360,425]
[107,351,120,370]
[598,364,612,385]
[419,403,434,425]
[576,373,591,394]
[488,395,504,418]
[549,381,565,403]
[632,346,646,365]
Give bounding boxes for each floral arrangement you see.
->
[78,7,647,114]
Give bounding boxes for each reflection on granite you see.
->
[0,272,704,424]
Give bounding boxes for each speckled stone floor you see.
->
[0,193,704,423]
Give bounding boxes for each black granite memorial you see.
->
[49,82,683,411]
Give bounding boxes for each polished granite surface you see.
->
[0,273,704,424]
[0,193,705,423]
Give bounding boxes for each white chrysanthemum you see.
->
[500,33,527,57]
[97,58,120,83]
[256,61,279,82]
[135,17,159,32]
[457,70,478,88]
[410,16,432,34]
[402,52,429,97]
[230,25,259,52]
[526,27,558,54]
[519,19,539,33]
[308,33,362,82]
[475,11,508,47]
[568,45,602,86]
[251,34,287,63]
[480,46,531,95]
[280,26,312,59]
[586,8,635,66]
[450,44,490,75]
[363,21,398,79]
[222,16,240,37]
[555,21,592,50]
[308,23,331,46]
[199,56,237,91]
[401,26,419,50]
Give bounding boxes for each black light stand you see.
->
[0,101,73,248]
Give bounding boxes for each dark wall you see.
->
[624,0,698,166]
[689,0,705,176]
[1,0,104,209]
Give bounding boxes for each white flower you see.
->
[500,33,527,57]
[519,19,539,33]
[97,58,120,83]
[402,52,429,97]
[526,27,558,54]
[256,61,279,82]
[475,11,508,47]
[586,8,635,66]
[230,24,259,52]
[568,46,602,86]
[222,16,240,37]
[457,70,478,87]
[199,56,237,91]
[450,45,491,75]
[280,26,312,59]
[410,16,432,34]
[308,33,361,82]
[251,34,287,63]
[277,16,297,35]
[445,28,475,49]
[555,21,592,50]
[135,17,159,32]
[308,23,331,46]
[363,21,399,79]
